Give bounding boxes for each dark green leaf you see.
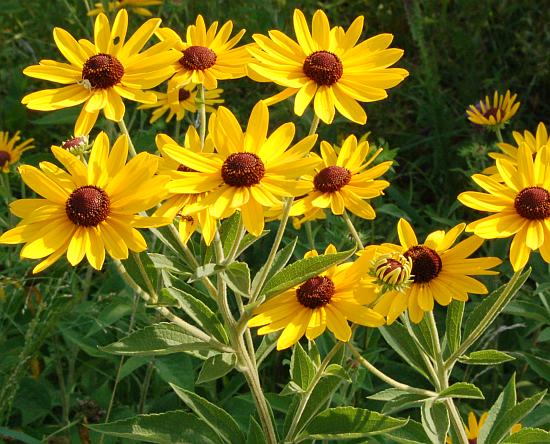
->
[458,350,515,365]
[190,263,223,282]
[409,316,436,358]
[438,382,484,399]
[517,353,550,382]
[478,374,517,444]
[501,428,550,443]
[196,353,237,384]
[445,300,464,356]
[123,252,159,295]
[0,427,42,444]
[421,400,449,444]
[222,262,251,297]
[291,342,316,390]
[383,418,431,444]
[251,238,298,291]
[246,417,268,444]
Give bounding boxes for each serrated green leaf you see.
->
[445,300,464,356]
[291,342,316,390]
[196,353,236,384]
[222,262,251,297]
[458,350,515,365]
[438,382,484,399]
[251,238,298,291]
[246,417,267,444]
[170,385,245,444]
[298,407,407,441]
[87,411,223,444]
[263,249,354,297]
[501,427,550,443]
[478,374,517,444]
[421,400,449,444]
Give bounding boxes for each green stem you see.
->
[174,119,181,143]
[495,126,504,143]
[342,210,363,249]
[117,119,138,158]
[400,314,439,385]
[198,84,207,149]
[304,221,315,250]
[309,114,320,136]
[131,251,158,304]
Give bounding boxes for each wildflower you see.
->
[249,245,385,350]
[445,412,522,443]
[162,101,320,236]
[459,144,550,271]
[247,9,408,124]
[21,9,179,135]
[466,90,520,128]
[0,133,169,273]
[156,15,251,90]
[0,131,34,173]
[88,0,162,17]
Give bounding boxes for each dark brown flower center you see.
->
[177,164,196,173]
[66,185,110,226]
[376,259,403,279]
[404,245,442,283]
[303,51,343,86]
[178,89,191,102]
[180,46,217,71]
[514,186,550,220]
[0,151,11,168]
[221,152,265,187]
[314,166,352,193]
[62,136,87,150]
[296,276,335,308]
[468,440,477,444]
[82,54,124,89]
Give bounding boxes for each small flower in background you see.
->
[466,90,520,128]
[290,135,392,219]
[247,9,408,124]
[0,133,170,273]
[376,219,501,323]
[156,15,251,90]
[21,9,179,135]
[88,0,163,17]
[58,135,90,158]
[459,144,550,271]
[138,82,223,123]
[162,101,320,236]
[445,411,521,443]
[248,245,385,350]
[0,131,34,173]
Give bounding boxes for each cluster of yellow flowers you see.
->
[1,6,549,352]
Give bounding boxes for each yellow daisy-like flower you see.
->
[445,412,522,443]
[138,81,223,123]
[247,9,408,124]
[153,129,217,245]
[249,245,385,350]
[290,135,392,218]
[466,90,520,127]
[156,15,251,90]
[458,144,550,271]
[88,0,162,17]
[0,132,169,273]
[374,219,501,323]
[21,9,179,135]
[161,101,320,236]
[0,131,34,173]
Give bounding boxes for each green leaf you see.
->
[246,417,268,444]
[421,400,449,444]
[381,393,429,415]
[149,253,184,274]
[100,323,213,359]
[0,427,42,444]
[458,350,515,365]
[190,263,223,282]
[501,428,550,443]
[438,382,484,399]
[478,374,517,444]
[445,300,464,356]
[222,262,251,297]
[155,354,195,391]
[409,316,436,358]
[517,353,550,382]
[298,407,407,441]
[324,364,350,381]
[170,385,245,444]
[251,238,298,291]
[221,213,241,257]
[196,353,237,384]
[291,342,316,390]
[124,252,159,294]
[263,249,354,297]
[87,411,223,444]
[504,300,550,323]
[379,418,431,444]
[162,287,228,344]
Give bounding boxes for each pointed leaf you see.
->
[246,417,268,444]
[196,353,237,384]
[251,237,298,291]
[222,262,251,297]
[502,428,550,443]
[444,300,464,356]
[478,374,517,444]
[458,350,515,365]
[421,400,449,444]
[291,342,317,390]
[438,382,484,400]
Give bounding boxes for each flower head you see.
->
[22,9,179,135]
[459,143,550,271]
[466,90,520,128]
[156,15,251,90]
[0,131,34,173]
[0,132,169,273]
[88,0,162,17]
[248,9,408,124]
[249,245,385,350]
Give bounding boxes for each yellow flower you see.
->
[290,135,392,218]
[249,245,385,350]
[0,131,34,173]
[21,9,179,135]
[459,143,550,271]
[88,0,163,17]
[153,129,217,245]
[466,90,520,127]
[161,101,320,236]
[138,81,223,123]
[446,412,522,443]
[156,15,251,90]
[373,219,501,323]
[0,132,169,273]
[247,9,408,124]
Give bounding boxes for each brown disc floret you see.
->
[303,51,343,86]
[82,54,124,89]
[180,46,217,71]
[514,186,550,220]
[296,276,335,308]
[314,166,352,193]
[0,151,11,168]
[404,245,442,283]
[221,152,265,187]
[66,185,110,226]
[178,89,191,102]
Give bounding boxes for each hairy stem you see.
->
[198,84,207,149]
[117,119,137,158]
[342,210,364,249]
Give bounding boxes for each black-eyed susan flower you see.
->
[247,9,408,124]
[249,245,385,350]
[153,130,217,245]
[88,0,162,17]
[0,132,169,273]
[156,16,251,90]
[373,219,501,323]
[445,412,521,443]
[466,90,520,128]
[21,9,179,135]
[162,101,320,236]
[459,144,550,271]
[138,81,223,123]
[290,135,392,218]
[0,131,34,173]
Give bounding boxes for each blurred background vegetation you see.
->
[0,0,548,441]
